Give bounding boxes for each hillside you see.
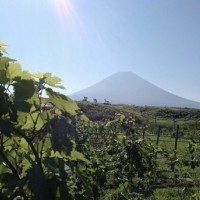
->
[77,101,200,131]
[71,72,200,109]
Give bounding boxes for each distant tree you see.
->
[104,98,111,105]
[93,98,97,103]
[83,96,88,101]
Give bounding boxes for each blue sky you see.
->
[1,0,200,102]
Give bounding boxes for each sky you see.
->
[1,0,200,102]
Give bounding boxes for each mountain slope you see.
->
[70,72,200,109]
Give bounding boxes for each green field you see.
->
[77,101,200,133]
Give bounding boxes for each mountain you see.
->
[70,72,200,109]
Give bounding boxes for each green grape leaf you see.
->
[44,74,65,89]
[14,100,32,112]
[0,70,9,84]
[32,72,44,79]
[64,100,79,115]
[20,138,29,150]
[70,150,90,164]
[183,178,193,183]
[0,46,7,54]
[120,114,126,122]
[44,72,52,78]
[22,113,44,130]
[21,70,32,80]
[0,41,7,53]
[50,151,63,159]
[16,111,29,127]
[0,57,16,70]
[46,88,78,115]
[0,163,12,174]
[26,93,40,108]
[45,76,62,86]
[0,41,6,46]
[7,63,22,79]
[40,111,51,123]
[14,80,35,101]
[80,114,89,121]
[20,158,32,177]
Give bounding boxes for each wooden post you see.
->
[156,126,161,146]
[173,118,176,130]
[155,116,157,126]
[142,131,145,139]
[142,129,145,139]
[155,126,161,159]
[174,125,179,155]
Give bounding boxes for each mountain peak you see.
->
[70,72,200,109]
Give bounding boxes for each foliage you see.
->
[1,41,200,199]
[74,113,159,199]
[77,101,118,121]
[0,42,91,199]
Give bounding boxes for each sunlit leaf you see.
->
[0,163,11,174]
[0,42,7,53]
[0,41,6,46]
[32,72,44,79]
[21,70,32,80]
[50,151,63,159]
[40,110,51,123]
[44,72,52,78]
[45,76,62,86]
[46,88,78,115]
[16,111,29,127]
[0,57,16,70]
[20,158,32,177]
[22,113,44,130]
[70,150,90,164]
[20,138,29,150]
[0,70,9,84]
[120,114,125,122]
[80,114,89,121]
[183,178,193,183]
[7,63,22,79]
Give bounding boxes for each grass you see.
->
[77,101,200,129]
[147,187,200,200]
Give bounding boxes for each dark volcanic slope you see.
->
[70,72,200,109]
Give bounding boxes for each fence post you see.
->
[154,116,157,126]
[196,120,198,130]
[173,119,176,130]
[174,125,179,155]
[156,126,161,146]
[155,126,161,159]
[142,130,145,139]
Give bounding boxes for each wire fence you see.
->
[88,124,200,150]
[86,124,200,189]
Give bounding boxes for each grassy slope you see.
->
[77,101,200,129]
